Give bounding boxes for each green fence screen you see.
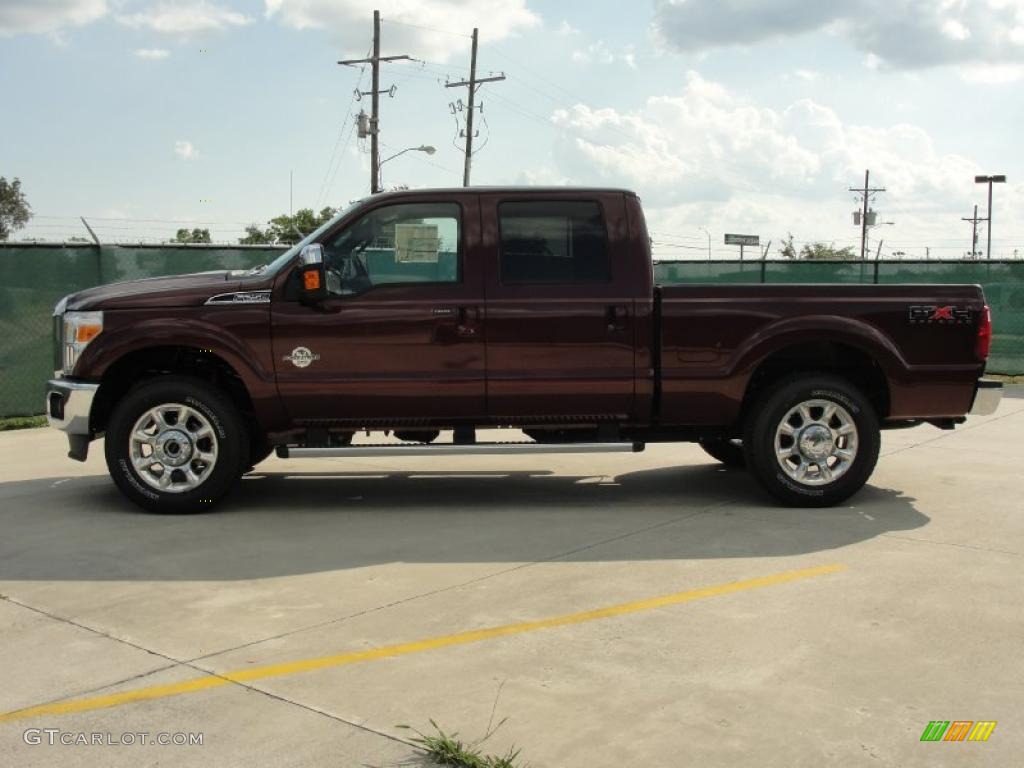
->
[1,245,1021,416]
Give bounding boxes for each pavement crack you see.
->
[0,594,423,752]
[878,533,1022,558]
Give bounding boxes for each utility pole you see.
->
[849,170,886,261]
[446,28,505,186]
[962,204,985,258]
[339,10,411,194]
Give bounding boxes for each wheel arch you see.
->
[740,336,893,424]
[91,345,258,435]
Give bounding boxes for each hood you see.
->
[64,271,249,311]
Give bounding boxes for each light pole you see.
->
[699,226,711,261]
[378,145,436,189]
[975,174,1006,259]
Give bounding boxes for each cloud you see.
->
[539,71,990,247]
[793,68,820,82]
[960,63,1024,82]
[264,0,540,62]
[653,0,1024,71]
[572,40,637,69]
[556,20,580,37]
[174,140,199,159]
[0,0,107,36]
[134,47,171,59]
[118,1,251,35]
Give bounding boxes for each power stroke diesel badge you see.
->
[283,347,320,368]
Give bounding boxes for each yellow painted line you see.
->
[0,563,845,723]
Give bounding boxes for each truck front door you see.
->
[480,192,638,422]
[271,196,485,423]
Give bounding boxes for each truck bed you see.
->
[655,282,987,425]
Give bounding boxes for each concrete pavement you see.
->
[1,395,1022,767]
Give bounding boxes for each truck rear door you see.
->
[479,191,639,421]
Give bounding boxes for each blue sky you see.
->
[2,0,1023,258]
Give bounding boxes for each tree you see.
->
[238,224,271,245]
[238,206,337,245]
[171,228,212,244]
[780,233,856,260]
[798,242,856,260]
[0,177,32,241]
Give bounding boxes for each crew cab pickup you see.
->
[46,187,1002,512]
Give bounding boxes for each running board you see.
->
[277,441,645,459]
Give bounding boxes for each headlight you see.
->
[61,311,103,376]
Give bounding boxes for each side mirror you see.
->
[298,244,327,302]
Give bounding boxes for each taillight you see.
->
[975,305,992,361]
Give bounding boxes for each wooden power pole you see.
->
[446,28,505,186]
[339,10,410,193]
[848,170,886,261]
[962,204,985,258]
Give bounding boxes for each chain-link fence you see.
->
[1,245,1021,416]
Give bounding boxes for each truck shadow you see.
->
[0,462,928,582]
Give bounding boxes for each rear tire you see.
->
[743,373,880,507]
[104,376,249,513]
[699,437,746,468]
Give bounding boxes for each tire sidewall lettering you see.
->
[809,388,859,415]
[118,457,159,500]
[184,395,227,439]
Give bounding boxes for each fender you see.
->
[728,314,910,381]
[73,313,288,431]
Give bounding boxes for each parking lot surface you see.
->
[1,391,1022,767]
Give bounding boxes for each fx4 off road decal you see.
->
[908,305,974,325]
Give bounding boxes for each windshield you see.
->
[255,198,367,276]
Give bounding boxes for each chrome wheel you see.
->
[774,398,858,486]
[129,403,219,493]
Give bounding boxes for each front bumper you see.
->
[45,378,99,461]
[969,378,1003,417]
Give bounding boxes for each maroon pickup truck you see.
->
[46,187,1001,512]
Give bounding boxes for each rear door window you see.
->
[498,201,610,283]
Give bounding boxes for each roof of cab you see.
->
[367,186,638,200]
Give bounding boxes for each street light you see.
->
[699,226,711,261]
[377,145,437,189]
[975,174,1006,260]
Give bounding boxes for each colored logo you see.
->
[920,720,996,742]
[282,347,320,369]
[908,305,974,324]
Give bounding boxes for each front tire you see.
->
[104,376,249,513]
[743,374,880,507]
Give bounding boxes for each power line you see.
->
[316,49,369,208]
